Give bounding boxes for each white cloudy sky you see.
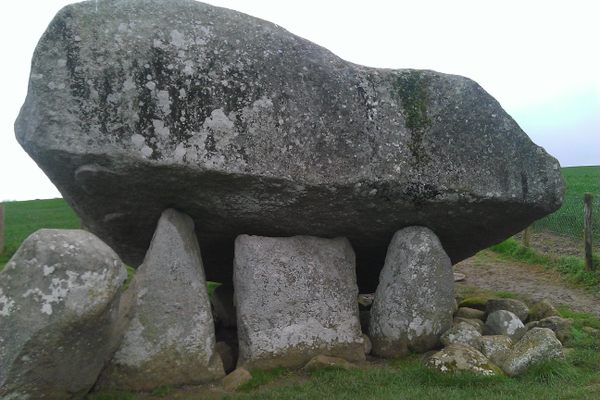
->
[0,0,598,201]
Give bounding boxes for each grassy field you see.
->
[534,165,600,241]
[0,198,80,269]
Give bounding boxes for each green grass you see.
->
[238,367,289,392]
[490,238,600,289]
[534,165,600,241]
[0,198,80,269]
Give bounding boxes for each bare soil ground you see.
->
[513,230,600,258]
[455,250,600,317]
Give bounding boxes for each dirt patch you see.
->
[513,230,599,259]
[455,250,600,317]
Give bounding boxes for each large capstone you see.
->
[15,0,563,291]
[233,235,364,369]
[96,209,224,391]
[369,227,455,357]
[0,230,127,399]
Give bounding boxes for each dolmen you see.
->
[2,0,564,397]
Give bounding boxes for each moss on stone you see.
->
[392,70,431,131]
[391,70,432,164]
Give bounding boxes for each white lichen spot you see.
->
[156,90,171,114]
[43,265,55,276]
[204,108,234,131]
[170,29,186,49]
[141,145,153,158]
[179,88,187,99]
[183,60,195,75]
[252,96,273,110]
[174,143,187,161]
[56,59,67,67]
[0,289,15,316]
[152,119,170,137]
[145,81,156,91]
[504,318,522,335]
[131,133,146,148]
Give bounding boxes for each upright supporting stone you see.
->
[369,227,455,357]
[0,230,128,399]
[97,209,224,391]
[234,235,365,369]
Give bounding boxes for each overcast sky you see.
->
[1,0,598,201]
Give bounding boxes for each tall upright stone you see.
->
[234,235,365,369]
[370,227,455,357]
[15,0,563,292]
[97,209,224,391]
[0,229,127,399]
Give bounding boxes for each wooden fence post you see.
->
[584,192,593,271]
[522,225,532,248]
[0,203,4,255]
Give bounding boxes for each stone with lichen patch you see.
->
[475,335,512,365]
[527,300,560,322]
[526,316,573,344]
[440,321,482,347]
[485,310,526,340]
[454,317,485,333]
[426,343,502,376]
[370,227,455,357]
[16,0,563,292]
[0,229,127,399]
[234,235,364,369]
[223,368,252,392]
[455,307,486,320]
[486,298,529,322]
[96,209,224,391]
[502,328,564,376]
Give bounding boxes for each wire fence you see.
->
[532,192,600,243]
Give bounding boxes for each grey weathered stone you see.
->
[234,235,364,369]
[426,344,501,376]
[211,284,236,328]
[362,334,372,355]
[454,317,485,334]
[475,335,512,365]
[222,368,252,392]
[369,227,454,357]
[528,299,560,322]
[455,307,486,320]
[502,328,564,376]
[486,298,529,322]
[16,0,563,292]
[440,322,482,347]
[97,209,224,391]
[485,310,526,340]
[358,294,374,309]
[303,355,358,371]
[215,341,236,374]
[526,316,573,344]
[0,229,127,400]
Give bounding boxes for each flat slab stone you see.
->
[369,227,455,357]
[15,0,563,292]
[0,229,127,399]
[234,235,364,369]
[97,209,224,391]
